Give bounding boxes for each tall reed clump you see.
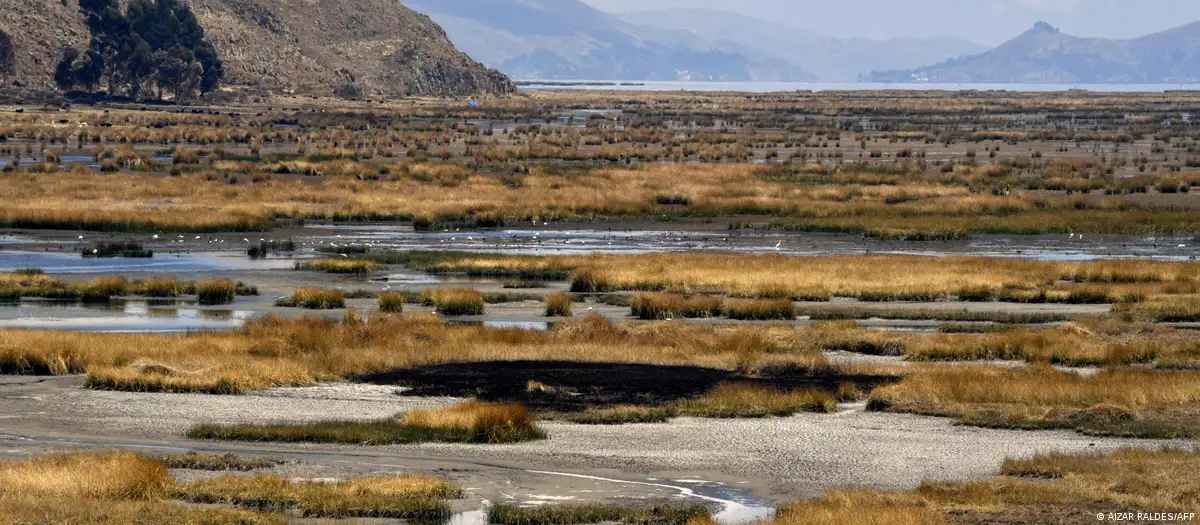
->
[488,503,710,525]
[195,279,236,305]
[400,401,545,443]
[276,288,346,310]
[137,278,181,297]
[175,473,459,520]
[296,258,378,275]
[421,288,485,316]
[630,292,722,320]
[378,292,405,313]
[81,276,130,302]
[544,292,573,317]
[867,366,1200,438]
[723,299,795,320]
[188,401,545,445]
[676,383,836,418]
[0,451,282,525]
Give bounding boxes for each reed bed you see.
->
[0,157,1194,235]
[296,258,378,274]
[868,365,1200,437]
[175,473,458,520]
[417,253,1199,303]
[275,288,346,309]
[0,273,253,304]
[421,287,485,316]
[0,314,825,394]
[675,383,836,418]
[195,279,237,305]
[0,451,282,524]
[489,502,710,525]
[189,401,545,445]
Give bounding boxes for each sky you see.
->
[580,0,1200,46]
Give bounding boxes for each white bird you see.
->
[340,254,348,258]
[1179,244,1187,248]
[775,241,783,248]
[78,235,84,239]
[152,234,159,239]
[194,236,200,240]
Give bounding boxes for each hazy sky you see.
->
[581,0,1200,46]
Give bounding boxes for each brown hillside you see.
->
[0,0,514,97]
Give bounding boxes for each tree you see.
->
[54,48,80,90]
[0,29,14,77]
[65,0,223,100]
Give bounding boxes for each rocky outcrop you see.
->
[0,0,90,88]
[0,0,514,97]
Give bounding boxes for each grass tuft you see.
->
[422,288,485,316]
[544,292,574,317]
[488,502,710,525]
[276,288,346,309]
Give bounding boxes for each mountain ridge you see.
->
[617,8,986,81]
[872,21,1200,83]
[401,0,815,81]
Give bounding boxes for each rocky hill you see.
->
[872,22,1200,84]
[0,0,514,97]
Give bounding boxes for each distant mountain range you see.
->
[872,22,1200,83]
[618,8,986,82]
[400,0,810,82]
[399,1,981,82]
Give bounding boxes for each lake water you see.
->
[0,251,296,273]
[519,81,1200,93]
[307,225,1198,261]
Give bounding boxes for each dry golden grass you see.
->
[869,365,1200,437]
[675,383,836,418]
[378,291,406,313]
[176,472,458,519]
[421,287,485,315]
[0,451,283,524]
[417,253,1200,302]
[1,314,827,393]
[400,401,543,443]
[1115,294,1200,322]
[0,157,1193,235]
[296,258,378,274]
[544,292,573,317]
[275,288,346,309]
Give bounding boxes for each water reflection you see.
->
[0,299,258,332]
[0,251,296,273]
[306,225,1198,261]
